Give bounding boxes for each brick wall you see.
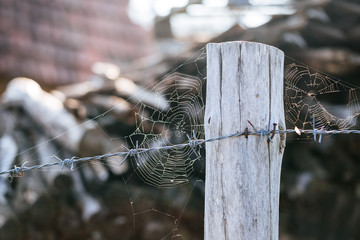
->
[0,0,155,86]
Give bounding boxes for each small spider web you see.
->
[284,62,360,131]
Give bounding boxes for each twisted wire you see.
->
[1,127,360,177]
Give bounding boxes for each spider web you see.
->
[110,48,207,239]
[284,62,360,131]
[3,47,360,239]
[0,48,207,240]
[125,72,205,188]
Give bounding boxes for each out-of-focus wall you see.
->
[0,0,155,87]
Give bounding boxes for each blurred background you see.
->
[0,0,360,239]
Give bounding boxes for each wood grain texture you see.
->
[204,41,285,240]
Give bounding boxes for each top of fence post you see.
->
[204,41,285,240]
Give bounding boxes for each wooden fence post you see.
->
[205,41,285,240]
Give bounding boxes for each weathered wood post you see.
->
[205,41,285,240]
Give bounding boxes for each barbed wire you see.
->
[1,124,360,179]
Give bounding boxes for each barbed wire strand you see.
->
[1,126,360,178]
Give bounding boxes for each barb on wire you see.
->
[1,123,360,177]
[54,156,76,170]
[120,141,140,166]
[10,161,27,178]
[186,129,202,158]
[311,115,325,143]
[247,121,274,143]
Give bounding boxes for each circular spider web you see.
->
[285,63,360,131]
[126,72,205,188]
